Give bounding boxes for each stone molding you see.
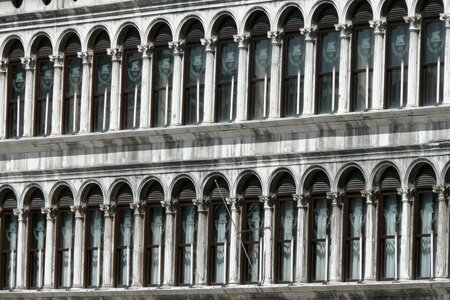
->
[20,57,34,70]
[404,15,421,31]
[267,30,282,45]
[130,202,146,215]
[41,206,56,221]
[293,194,309,209]
[192,198,209,212]
[361,190,378,205]
[13,208,28,222]
[226,197,243,211]
[335,23,352,38]
[258,195,274,209]
[137,44,153,59]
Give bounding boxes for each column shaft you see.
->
[193,198,208,285]
[22,59,34,137]
[201,39,216,123]
[434,186,448,278]
[43,209,55,288]
[139,45,152,128]
[71,207,85,288]
[398,188,412,279]
[362,191,376,281]
[441,15,450,104]
[259,196,274,284]
[78,52,92,133]
[300,28,316,115]
[161,198,176,286]
[405,17,420,107]
[294,195,308,283]
[370,21,386,110]
[107,48,122,131]
[0,63,6,138]
[131,204,145,287]
[268,32,282,119]
[226,197,241,284]
[100,205,114,287]
[169,42,183,126]
[50,55,63,135]
[328,192,342,282]
[336,24,351,113]
[234,35,248,121]
[14,209,27,289]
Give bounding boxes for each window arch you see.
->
[6,41,25,139]
[280,8,305,117]
[34,37,53,136]
[91,31,112,132]
[0,190,17,290]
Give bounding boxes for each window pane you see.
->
[4,214,17,251]
[347,197,365,280]
[284,35,304,117]
[119,209,134,246]
[181,205,196,244]
[185,46,205,124]
[211,204,229,283]
[88,210,103,287]
[32,213,46,250]
[37,61,53,136]
[382,195,401,279]
[318,31,339,114]
[313,198,329,281]
[124,51,141,129]
[388,25,409,66]
[246,203,262,241]
[320,32,340,73]
[423,21,445,64]
[93,54,111,132]
[154,48,173,127]
[251,39,271,120]
[64,57,82,134]
[9,63,25,138]
[217,42,238,122]
[246,243,260,282]
[60,211,74,248]
[353,28,373,112]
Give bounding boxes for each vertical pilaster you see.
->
[0,61,7,139]
[168,41,184,126]
[433,185,448,278]
[77,52,92,133]
[361,190,377,281]
[327,192,342,282]
[42,207,55,288]
[440,14,450,104]
[21,57,34,137]
[258,195,274,284]
[13,208,27,289]
[404,16,421,107]
[107,48,122,131]
[192,198,209,285]
[71,205,85,288]
[138,44,153,128]
[369,20,386,110]
[293,194,308,283]
[397,188,412,279]
[100,204,115,287]
[233,34,249,121]
[161,197,176,286]
[299,27,317,115]
[267,31,282,119]
[49,55,63,135]
[130,203,146,287]
[335,24,352,113]
[226,197,242,284]
[200,38,217,124]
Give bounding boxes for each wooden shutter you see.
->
[154,24,173,46]
[185,20,204,42]
[385,1,407,20]
[275,175,296,196]
[116,184,133,204]
[250,12,270,35]
[310,173,331,193]
[29,189,45,209]
[58,187,73,208]
[123,28,140,48]
[2,191,16,210]
[65,35,81,55]
[345,170,365,192]
[317,5,338,28]
[87,185,103,206]
[9,41,24,61]
[416,165,436,188]
[380,168,401,190]
[36,38,52,58]
[94,31,111,51]
[243,176,262,197]
[283,9,304,31]
[209,178,229,200]
[145,183,164,203]
[422,0,443,16]
[217,17,237,39]
[352,2,373,24]
[178,180,196,200]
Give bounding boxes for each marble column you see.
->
[193,198,209,285]
[20,57,34,137]
[369,20,386,110]
[13,208,27,289]
[138,44,153,128]
[397,188,412,279]
[0,61,6,139]
[335,24,352,113]
[267,31,282,119]
[293,194,308,283]
[327,192,342,282]
[440,14,450,104]
[77,51,92,133]
[226,197,242,284]
[161,197,177,286]
[433,185,448,278]
[233,34,249,121]
[361,190,377,281]
[70,205,85,288]
[299,27,317,115]
[99,204,115,287]
[106,48,122,131]
[168,41,184,126]
[49,55,63,135]
[42,207,55,288]
[130,202,146,287]
[404,16,421,108]
[258,195,274,284]
[200,38,217,124]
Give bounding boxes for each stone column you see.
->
[138,44,153,128]
[335,24,352,113]
[226,197,242,284]
[200,38,217,124]
[267,31,282,119]
[299,27,317,115]
[70,205,85,288]
[107,48,122,131]
[233,34,249,121]
[293,194,308,283]
[13,208,27,289]
[49,55,63,135]
[192,198,209,285]
[433,185,448,278]
[440,14,450,104]
[130,202,146,287]
[0,61,7,139]
[161,198,177,286]
[100,204,115,287]
[20,57,34,137]
[327,192,342,282]
[258,195,274,284]
[361,190,377,281]
[369,20,386,110]
[397,188,412,279]
[77,51,92,133]
[404,16,421,107]
[42,207,55,288]
[168,41,184,126]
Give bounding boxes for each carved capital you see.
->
[0,60,7,73]
[161,198,177,214]
[200,38,217,53]
[138,44,154,59]
[130,202,146,215]
[100,204,115,217]
[361,190,378,205]
[433,185,447,202]
[259,195,274,209]
[404,15,421,31]
[233,34,250,49]
[41,206,56,221]
[107,48,122,61]
[327,192,342,207]
[397,188,411,202]
[20,57,34,70]
[293,194,309,209]
[77,51,92,65]
[369,19,386,35]
[70,205,86,219]
[300,27,317,42]
[192,198,209,212]
[226,197,243,211]
[335,23,352,38]
[168,41,184,56]
[49,54,64,67]
[13,208,28,222]
[440,13,450,29]
[267,30,282,45]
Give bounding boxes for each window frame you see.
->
[26,209,46,289]
[34,55,53,137]
[83,205,104,288]
[0,209,17,290]
[62,47,82,135]
[54,206,75,289]
[120,44,141,130]
[151,44,173,128]
[113,204,134,287]
[6,59,25,139]
[143,203,165,286]
[91,47,111,132]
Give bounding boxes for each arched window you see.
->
[239,175,263,284]
[121,28,142,130]
[6,41,25,139]
[54,187,74,288]
[306,172,331,282]
[91,31,112,132]
[205,177,230,285]
[34,38,53,136]
[83,185,104,288]
[113,184,134,287]
[0,190,17,289]
[151,24,173,128]
[281,9,305,117]
[142,181,165,286]
[247,12,271,120]
[62,35,82,134]
[420,0,444,106]
[384,1,408,109]
[341,169,366,282]
[376,167,402,280]
[272,173,296,283]
[350,2,374,112]
[412,164,437,279]
[315,5,339,114]
[174,179,197,285]
[214,16,238,122]
[183,20,205,125]
[26,189,46,289]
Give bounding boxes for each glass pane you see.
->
[186,46,205,124]
[246,243,260,282]
[353,71,373,111]
[348,239,361,280]
[246,203,262,241]
[118,248,132,285]
[313,241,326,281]
[280,200,294,240]
[188,46,205,84]
[60,249,71,287]
[251,81,267,119]
[388,24,409,66]
[320,31,340,72]
[60,211,74,249]
[348,197,364,237]
[95,54,112,92]
[314,198,329,239]
[32,213,46,250]
[150,207,164,244]
[423,21,445,64]
[355,28,374,69]
[318,75,335,114]
[212,245,225,283]
[126,51,142,89]
[384,195,401,235]
[252,39,271,79]
[279,242,292,282]
[180,246,192,284]
[213,204,229,243]
[5,214,17,251]
[39,61,54,97]
[89,248,102,286]
[66,57,82,97]
[383,238,396,278]
[32,252,44,287]
[217,42,238,122]
[386,69,406,108]
[422,65,444,106]
[287,35,305,76]
[9,63,25,138]
[119,209,134,246]
[181,205,196,244]
[149,247,161,285]
[154,48,173,127]
[284,35,304,116]
[89,210,104,248]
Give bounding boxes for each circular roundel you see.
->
[11,0,22,8]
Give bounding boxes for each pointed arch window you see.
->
[0,191,17,290]
[6,41,25,139]
[34,38,53,136]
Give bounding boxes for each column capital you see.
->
[137,44,154,59]
[226,197,243,211]
[404,15,421,31]
[20,57,34,70]
[432,185,447,202]
[107,47,122,61]
[77,51,92,65]
[0,60,7,73]
[335,23,352,38]
[369,19,386,35]
[293,194,309,209]
[233,34,250,49]
[259,195,275,209]
[192,198,209,212]
[49,54,64,67]
[200,37,218,53]
[70,205,86,219]
[161,198,177,214]
[13,208,28,222]
[440,13,450,29]
[327,191,343,207]
[100,203,115,217]
[361,190,378,205]
[396,188,411,202]
[168,41,185,56]
[300,27,317,42]
[267,30,283,45]
[41,206,56,221]
[130,202,146,215]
